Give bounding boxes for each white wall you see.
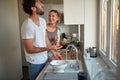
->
[0,0,22,80]
[18,0,29,66]
[84,0,97,49]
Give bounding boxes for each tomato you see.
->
[56,45,61,48]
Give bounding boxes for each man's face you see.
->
[35,0,44,15]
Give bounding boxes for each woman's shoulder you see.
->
[46,24,50,29]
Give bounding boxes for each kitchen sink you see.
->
[36,60,83,80]
[38,60,81,80]
[64,60,80,73]
[44,60,81,73]
[41,73,78,80]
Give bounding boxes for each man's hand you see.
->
[53,53,63,60]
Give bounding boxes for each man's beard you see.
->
[36,7,44,15]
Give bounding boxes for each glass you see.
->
[101,0,107,53]
[54,36,58,45]
[111,0,119,62]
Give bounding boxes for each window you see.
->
[100,0,119,65]
[111,0,119,62]
[100,0,108,54]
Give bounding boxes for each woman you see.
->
[46,10,61,59]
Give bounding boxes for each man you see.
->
[21,0,62,80]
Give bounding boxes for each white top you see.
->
[21,17,48,64]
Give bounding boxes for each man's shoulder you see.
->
[39,17,46,22]
[21,18,33,29]
[24,17,33,24]
[39,17,46,27]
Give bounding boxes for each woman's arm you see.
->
[46,32,63,60]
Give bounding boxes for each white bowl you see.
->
[50,60,67,71]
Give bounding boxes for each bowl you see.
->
[50,60,67,71]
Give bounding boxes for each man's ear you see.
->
[31,7,36,11]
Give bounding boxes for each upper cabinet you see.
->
[63,0,84,25]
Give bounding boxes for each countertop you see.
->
[36,47,83,80]
[83,53,116,80]
[36,60,83,80]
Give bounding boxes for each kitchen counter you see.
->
[83,53,116,80]
[36,46,84,80]
[36,60,84,80]
[84,56,107,80]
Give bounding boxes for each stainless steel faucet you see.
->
[66,44,79,69]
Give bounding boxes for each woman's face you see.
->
[48,12,59,24]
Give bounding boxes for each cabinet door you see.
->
[63,0,84,25]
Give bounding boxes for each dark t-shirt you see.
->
[46,29,57,45]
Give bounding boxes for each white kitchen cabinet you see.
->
[63,0,84,25]
[64,0,97,49]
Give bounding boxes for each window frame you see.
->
[99,0,118,67]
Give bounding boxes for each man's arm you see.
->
[23,39,50,54]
